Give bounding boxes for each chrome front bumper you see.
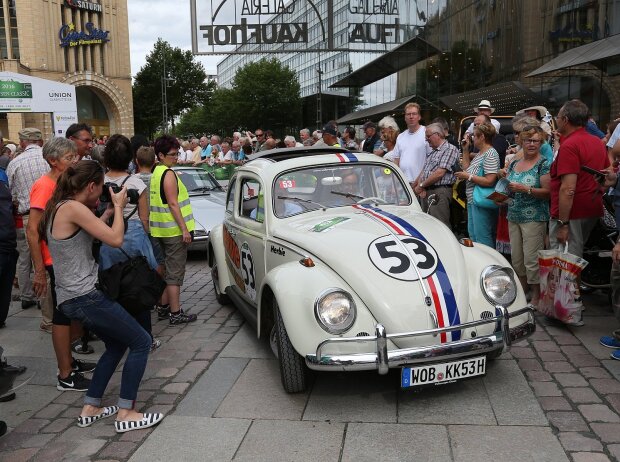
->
[305,306,536,373]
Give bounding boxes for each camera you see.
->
[100,182,140,204]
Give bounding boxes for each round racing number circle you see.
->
[368,235,438,281]
[240,242,257,300]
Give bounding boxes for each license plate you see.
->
[401,356,486,388]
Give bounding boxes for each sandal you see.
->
[77,406,119,428]
[115,413,164,433]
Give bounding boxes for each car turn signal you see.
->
[299,257,315,267]
[459,238,474,247]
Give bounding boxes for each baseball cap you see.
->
[362,121,376,130]
[18,127,43,141]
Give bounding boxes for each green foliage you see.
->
[132,38,214,137]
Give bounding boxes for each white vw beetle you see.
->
[208,147,536,393]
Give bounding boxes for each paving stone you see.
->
[518,358,543,371]
[153,393,178,404]
[525,370,553,381]
[590,423,620,443]
[564,387,602,404]
[0,432,33,452]
[590,379,620,395]
[66,439,108,458]
[581,367,612,379]
[306,371,397,423]
[554,335,581,345]
[508,347,535,359]
[173,361,209,382]
[53,392,83,405]
[0,448,39,462]
[162,382,190,394]
[571,452,610,462]
[557,431,603,451]
[578,404,620,423]
[98,442,137,460]
[119,427,155,442]
[606,394,620,414]
[562,345,591,356]
[608,444,620,460]
[34,403,68,419]
[30,441,77,459]
[129,416,250,462]
[57,423,117,441]
[571,355,601,367]
[544,361,576,373]
[538,352,566,361]
[532,341,560,352]
[236,420,345,462]
[538,396,573,411]
[554,373,589,387]
[12,418,50,434]
[530,330,551,341]
[219,324,273,359]
[544,325,570,336]
[193,350,219,361]
[448,425,569,461]
[530,381,562,397]
[21,433,55,448]
[340,423,450,462]
[42,417,74,433]
[154,367,179,378]
[546,411,589,431]
[140,378,168,390]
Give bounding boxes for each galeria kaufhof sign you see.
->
[191,0,420,54]
[59,22,110,48]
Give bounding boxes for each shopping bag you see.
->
[537,243,588,325]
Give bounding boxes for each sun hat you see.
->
[474,100,495,114]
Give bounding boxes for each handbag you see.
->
[98,248,166,316]
[472,152,499,210]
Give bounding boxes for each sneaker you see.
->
[156,304,170,321]
[150,339,162,352]
[71,340,94,355]
[611,350,620,361]
[169,310,197,325]
[600,336,620,349]
[57,371,90,392]
[72,358,96,373]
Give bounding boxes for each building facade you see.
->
[216,0,620,129]
[0,0,133,140]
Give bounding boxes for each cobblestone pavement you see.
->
[0,254,619,461]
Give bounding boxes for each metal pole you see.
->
[317,66,323,130]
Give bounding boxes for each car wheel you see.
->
[211,263,230,305]
[274,299,308,393]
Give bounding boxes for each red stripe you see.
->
[353,205,404,235]
[427,276,447,343]
[335,153,346,163]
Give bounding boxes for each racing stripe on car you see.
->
[357,205,461,342]
[335,153,358,163]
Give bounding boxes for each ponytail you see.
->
[39,160,104,241]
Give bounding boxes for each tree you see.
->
[132,38,215,137]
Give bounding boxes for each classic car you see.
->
[207,147,536,393]
[172,166,226,251]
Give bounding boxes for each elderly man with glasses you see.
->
[66,123,94,159]
[412,123,460,227]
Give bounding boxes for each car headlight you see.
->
[480,265,517,307]
[314,289,356,334]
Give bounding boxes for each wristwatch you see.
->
[557,219,570,227]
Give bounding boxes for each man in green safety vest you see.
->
[150,135,197,325]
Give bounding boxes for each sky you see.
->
[127,0,221,78]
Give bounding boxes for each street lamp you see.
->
[161,56,175,133]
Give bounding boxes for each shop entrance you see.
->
[76,87,110,138]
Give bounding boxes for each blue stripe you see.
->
[363,205,461,340]
[344,153,358,162]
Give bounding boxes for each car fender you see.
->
[259,261,380,356]
[209,223,232,293]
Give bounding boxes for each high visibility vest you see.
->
[150,165,195,237]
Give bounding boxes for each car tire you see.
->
[274,299,308,393]
[211,263,230,305]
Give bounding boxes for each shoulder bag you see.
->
[472,152,499,210]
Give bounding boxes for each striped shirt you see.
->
[420,140,459,186]
[6,144,49,214]
[465,148,499,203]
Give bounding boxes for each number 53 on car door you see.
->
[368,235,438,281]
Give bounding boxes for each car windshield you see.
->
[174,169,222,193]
[273,163,411,218]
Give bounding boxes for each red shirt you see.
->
[550,128,608,219]
[29,175,56,267]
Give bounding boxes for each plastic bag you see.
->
[538,243,588,325]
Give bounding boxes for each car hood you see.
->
[189,192,226,233]
[272,205,470,344]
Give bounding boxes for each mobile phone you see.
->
[580,165,606,177]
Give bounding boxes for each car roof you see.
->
[247,146,351,163]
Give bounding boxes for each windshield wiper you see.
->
[330,190,364,201]
[277,196,326,211]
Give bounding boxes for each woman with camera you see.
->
[40,160,163,432]
[455,122,500,247]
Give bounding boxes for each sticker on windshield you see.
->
[383,168,392,175]
[240,242,257,300]
[279,179,296,189]
[310,217,350,233]
[368,235,438,281]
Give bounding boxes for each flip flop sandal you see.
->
[115,413,164,433]
[77,406,119,428]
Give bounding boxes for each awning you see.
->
[527,34,620,77]
[336,95,416,125]
[440,81,542,116]
[330,37,440,88]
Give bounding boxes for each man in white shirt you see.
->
[393,102,427,185]
[465,99,502,135]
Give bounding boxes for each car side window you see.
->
[240,178,264,223]
[226,178,236,214]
